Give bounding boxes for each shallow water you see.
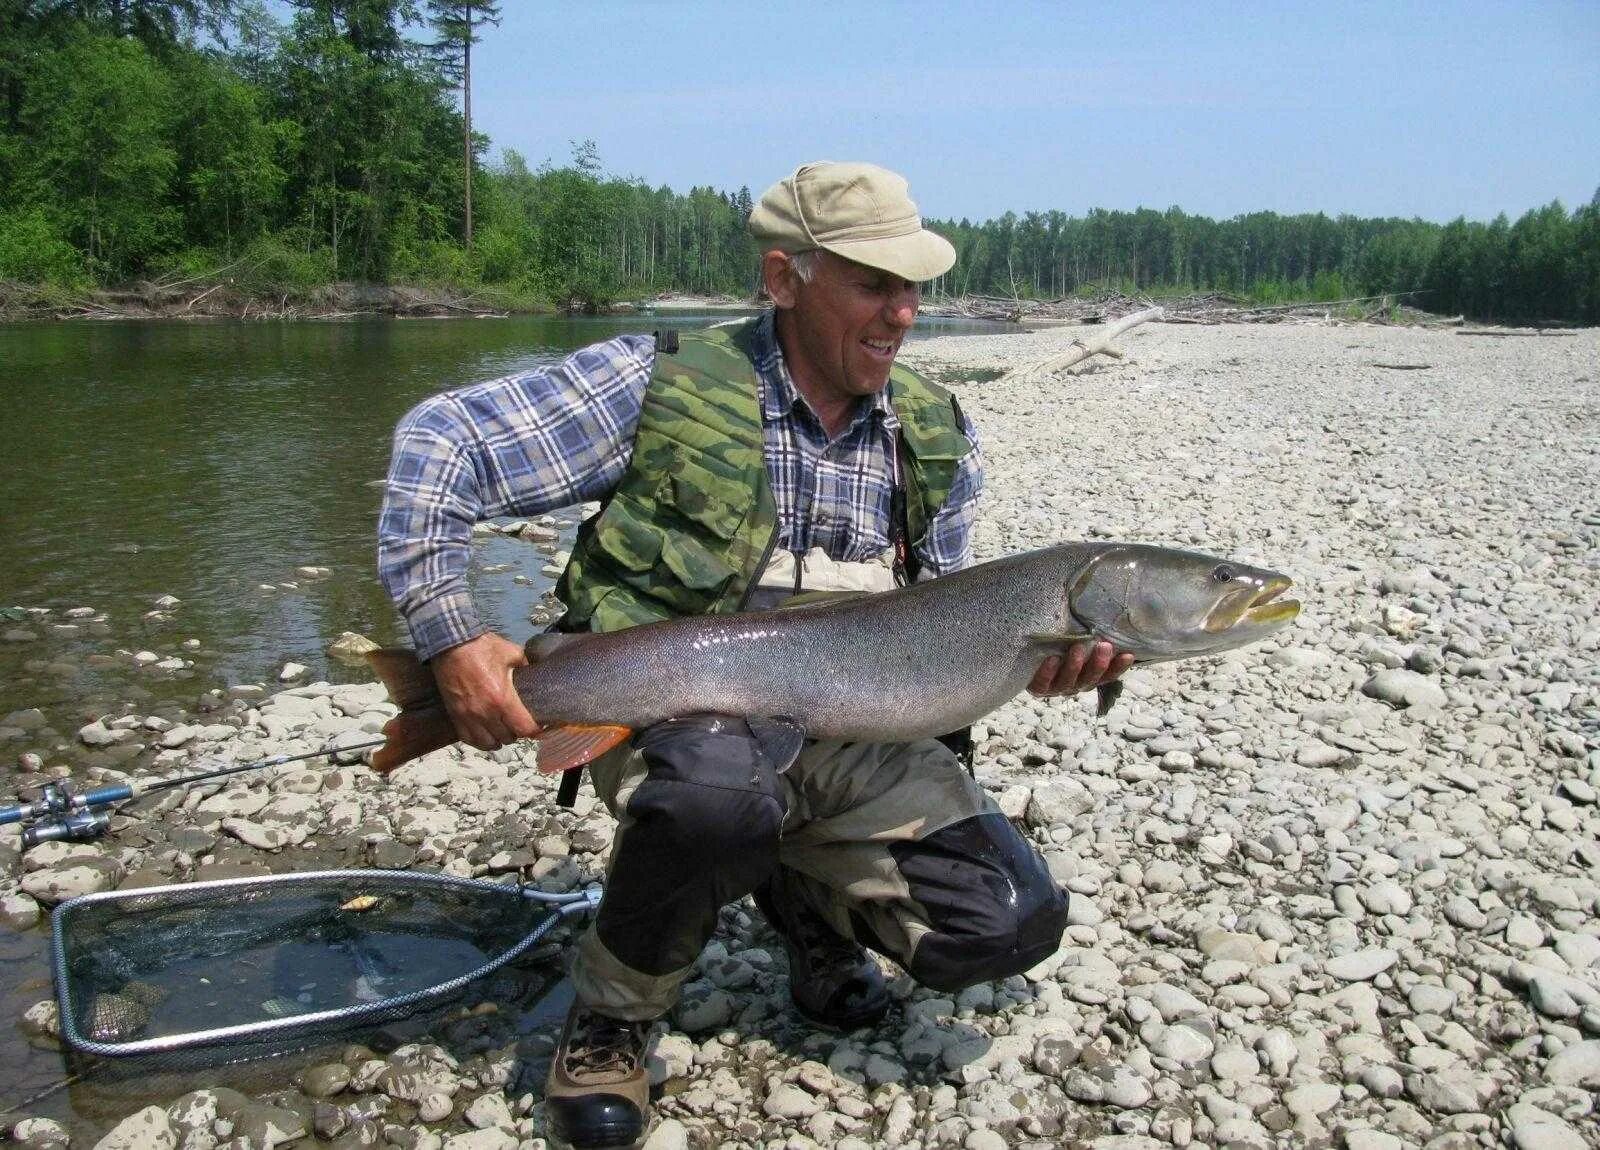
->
[0,311,1006,1132]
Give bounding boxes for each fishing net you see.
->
[51,869,599,1064]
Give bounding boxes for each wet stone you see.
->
[302,1062,353,1098]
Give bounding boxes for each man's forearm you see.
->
[377,333,656,656]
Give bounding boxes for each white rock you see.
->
[462,1092,513,1130]
[1283,1081,1341,1119]
[1343,1130,1405,1150]
[1506,1102,1585,1150]
[1543,1039,1600,1087]
[327,631,380,663]
[1325,948,1399,982]
[417,1092,453,1122]
[1362,668,1448,709]
[20,859,122,903]
[441,1130,516,1150]
[641,1119,689,1150]
[11,1117,69,1147]
[763,1082,820,1120]
[1148,1022,1214,1065]
[0,891,41,930]
[93,1106,175,1150]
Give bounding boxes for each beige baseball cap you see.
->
[748,161,957,282]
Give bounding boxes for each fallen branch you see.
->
[182,281,226,313]
[1456,329,1577,338]
[1003,306,1164,384]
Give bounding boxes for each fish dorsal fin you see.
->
[525,633,585,663]
[776,589,873,610]
[536,724,633,775]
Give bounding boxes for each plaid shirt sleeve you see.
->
[914,407,985,577]
[378,334,655,659]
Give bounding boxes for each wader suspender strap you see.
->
[556,756,582,807]
[888,431,917,587]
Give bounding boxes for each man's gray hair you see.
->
[789,249,823,283]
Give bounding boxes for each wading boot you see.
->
[545,1002,650,1149]
[753,872,890,1031]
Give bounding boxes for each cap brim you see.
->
[820,229,956,282]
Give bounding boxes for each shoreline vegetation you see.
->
[1,274,1582,332]
[3,10,1597,330]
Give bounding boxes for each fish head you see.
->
[1063,544,1300,659]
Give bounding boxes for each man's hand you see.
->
[430,633,542,751]
[1029,640,1135,698]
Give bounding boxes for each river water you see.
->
[0,313,1001,748]
[0,313,1004,1130]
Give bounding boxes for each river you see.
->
[0,312,1006,1132]
[0,313,1003,748]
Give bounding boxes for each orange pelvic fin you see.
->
[536,724,633,775]
[370,705,459,774]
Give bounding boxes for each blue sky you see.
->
[286,1,1600,224]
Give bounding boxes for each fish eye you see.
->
[1212,565,1235,583]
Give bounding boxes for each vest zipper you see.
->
[736,520,782,612]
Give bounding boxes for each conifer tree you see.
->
[426,0,499,248]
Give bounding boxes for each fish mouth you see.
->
[1206,575,1300,632]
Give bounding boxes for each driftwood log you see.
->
[1003,306,1164,384]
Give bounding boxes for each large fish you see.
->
[368,542,1299,775]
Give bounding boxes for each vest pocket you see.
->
[659,532,736,591]
[660,471,748,540]
[590,493,735,599]
[592,498,664,572]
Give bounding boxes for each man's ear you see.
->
[762,250,800,309]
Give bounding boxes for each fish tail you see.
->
[366,648,459,774]
[366,644,631,776]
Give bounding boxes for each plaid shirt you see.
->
[380,311,984,659]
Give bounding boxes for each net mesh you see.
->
[51,869,595,1062]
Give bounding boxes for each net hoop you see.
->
[52,868,600,1058]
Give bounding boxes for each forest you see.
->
[2,1,1597,322]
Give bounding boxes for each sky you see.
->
[293,1,1600,225]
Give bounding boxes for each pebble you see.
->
[1543,1039,1600,1087]
[1325,948,1400,982]
[1362,668,1448,709]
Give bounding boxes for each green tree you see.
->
[21,32,179,275]
[424,0,499,249]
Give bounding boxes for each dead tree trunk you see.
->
[1003,306,1164,384]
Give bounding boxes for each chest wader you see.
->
[550,319,974,806]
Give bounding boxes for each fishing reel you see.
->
[2,781,119,847]
[24,807,112,847]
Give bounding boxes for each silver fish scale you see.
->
[517,545,1097,743]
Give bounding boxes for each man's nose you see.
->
[884,285,919,328]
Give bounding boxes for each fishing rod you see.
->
[0,736,388,847]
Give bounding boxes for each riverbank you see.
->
[3,318,1598,1147]
[0,278,761,322]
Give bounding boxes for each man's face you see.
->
[776,252,921,403]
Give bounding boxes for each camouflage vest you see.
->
[555,317,973,634]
